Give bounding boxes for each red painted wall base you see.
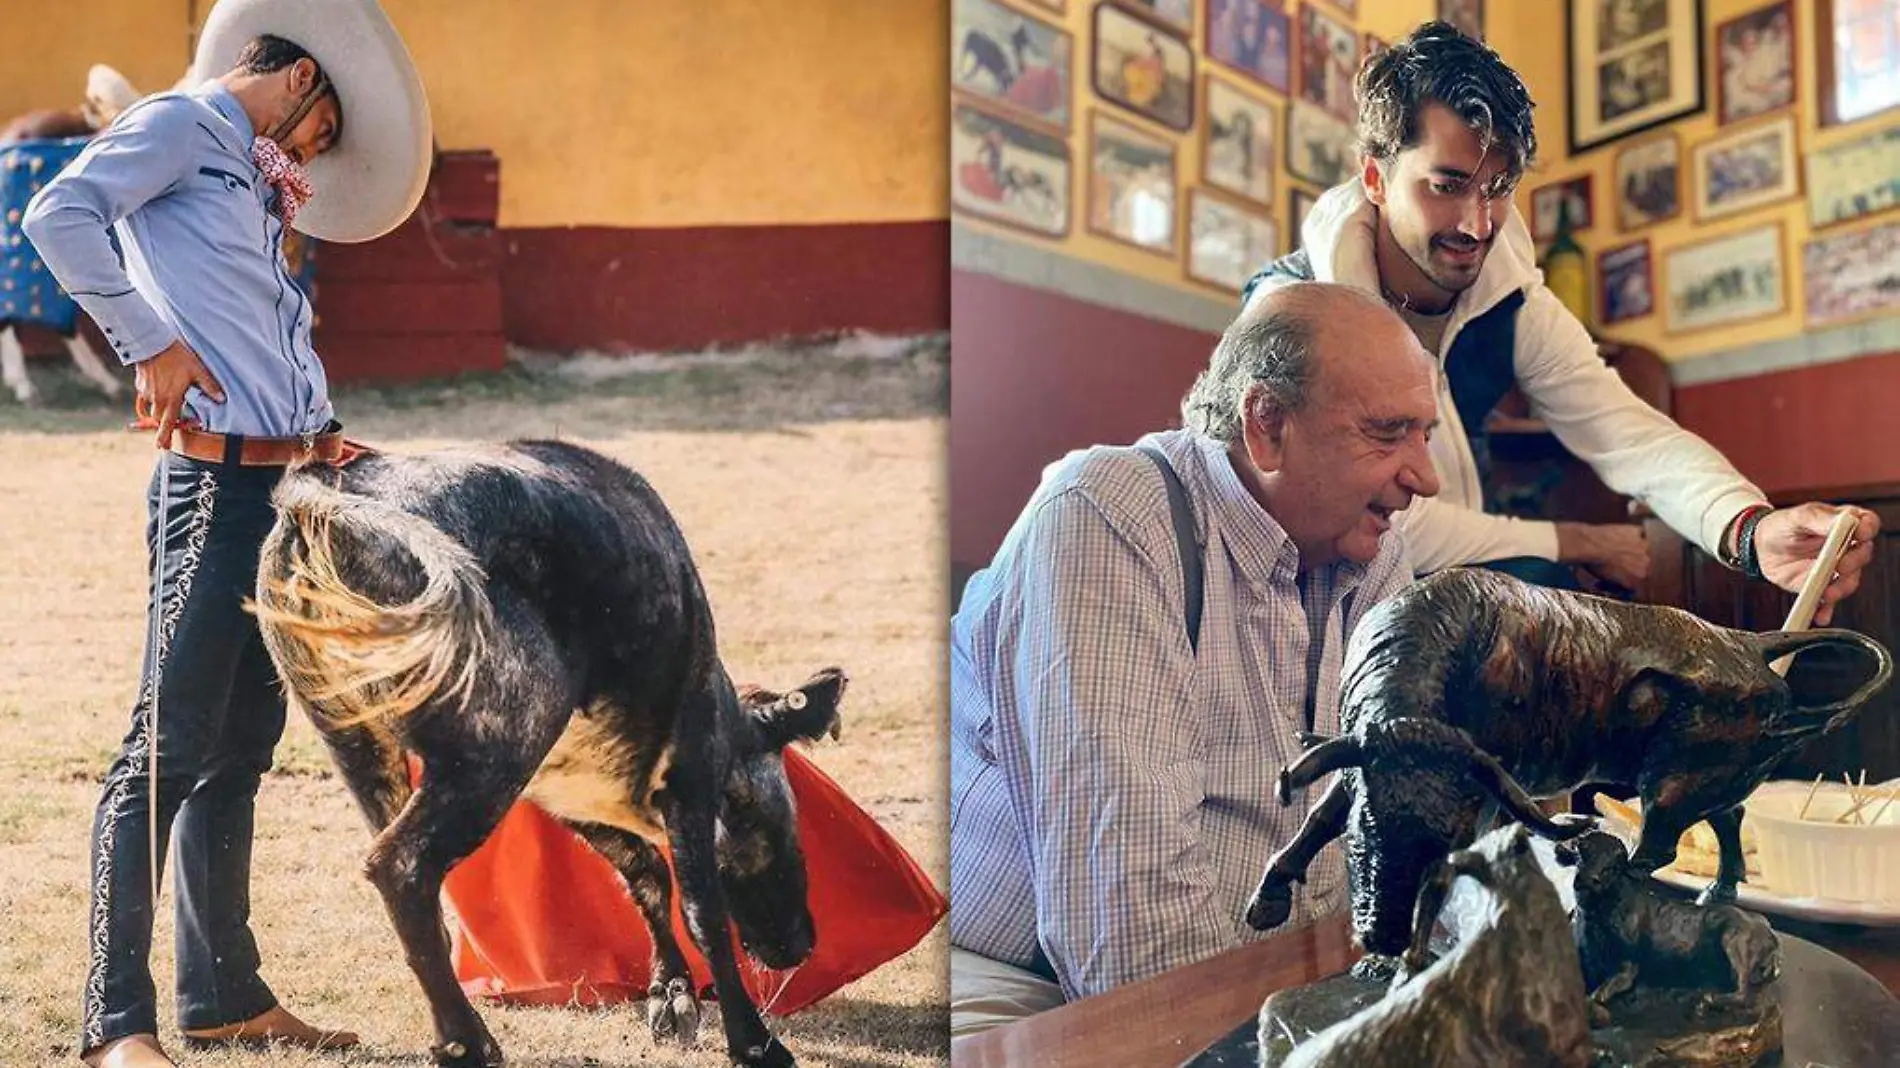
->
[501,220,949,354]
[951,268,1220,573]
[1674,349,1900,495]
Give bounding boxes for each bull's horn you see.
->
[1441,729,1593,841]
[1276,735,1364,806]
[1754,629,1893,732]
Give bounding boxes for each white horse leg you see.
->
[0,325,38,406]
[65,332,124,399]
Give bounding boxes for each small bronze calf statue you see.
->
[1246,569,1890,972]
[1273,825,1596,1068]
[1558,831,1780,1021]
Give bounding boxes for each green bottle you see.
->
[1543,196,1591,327]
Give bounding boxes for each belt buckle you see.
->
[299,431,316,457]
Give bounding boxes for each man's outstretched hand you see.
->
[1754,503,1880,626]
[134,340,224,449]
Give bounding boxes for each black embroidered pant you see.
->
[82,454,288,1051]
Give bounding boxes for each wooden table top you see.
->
[950,914,1900,1068]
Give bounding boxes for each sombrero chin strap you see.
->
[264,68,332,145]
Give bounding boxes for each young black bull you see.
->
[1246,568,1890,974]
[251,440,845,1068]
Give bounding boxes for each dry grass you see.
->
[0,337,949,1068]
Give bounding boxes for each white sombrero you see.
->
[190,0,432,243]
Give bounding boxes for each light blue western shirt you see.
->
[22,84,332,436]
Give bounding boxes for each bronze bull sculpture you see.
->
[1245,568,1891,973]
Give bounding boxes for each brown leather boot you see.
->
[80,1034,174,1068]
[179,1003,359,1050]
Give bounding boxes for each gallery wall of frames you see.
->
[950,0,1482,300]
[1508,0,1900,364]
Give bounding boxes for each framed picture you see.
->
[1187,188,1281,293]
[951,101,1072,238]
[1566,0,1705,156]
[1290,185,1321,250]
[1806,124,1900,229]
[1202,75,1277,207]
[1115,0,1193,34]
[1286,100,1356,188]
[1438,0,1483,40]
[1691,114,1800,222]
[1297,4,1359,122]
[1093,2,1195,131]
[1088,110,1178,255]
[1597,239,1655,324]
[1820,0,1900,127]
[1662,222,1786,333]
[1023,0,1066,9]
[953,0,1073,131]
[1805,218,1900,327]
[1716,2,1796,126]
[1205,0,1291,95]
[1530,174,1593,241]
[1612,133,1680,230]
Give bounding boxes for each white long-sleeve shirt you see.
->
[1250,181,1765,572]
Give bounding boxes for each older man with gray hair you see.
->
[948,282,1441,1034]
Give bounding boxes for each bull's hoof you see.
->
[672,991,702,1046]
[647,977,701,1045]
[731,1035,797,1068]
[1349,954,1401,983]
[646,982,676,1039]
[1696,881,1740,907]
[1245,884,1293,931]
[432,1036,503,1068]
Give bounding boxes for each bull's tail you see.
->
[250,471,494,731]
[1753,629,1893,736]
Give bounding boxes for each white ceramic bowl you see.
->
[1748,780,1900,903]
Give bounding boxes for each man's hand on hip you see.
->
[1556,521,1650,592]
[1754,503,1879,626]
[134,340,225,450]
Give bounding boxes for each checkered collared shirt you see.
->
[948,428,1413,1000]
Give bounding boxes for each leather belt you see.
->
[167,424,347,467]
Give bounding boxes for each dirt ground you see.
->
[0,337,949,1068]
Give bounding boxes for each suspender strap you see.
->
[1134,443,1203,654]
[1023,443,1206,987]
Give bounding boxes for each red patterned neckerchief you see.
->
[250,136,313,228]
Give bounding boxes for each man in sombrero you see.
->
[22,2,432,1065]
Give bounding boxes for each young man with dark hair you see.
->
[23,1,430,1064]
[1246,22,1876,610]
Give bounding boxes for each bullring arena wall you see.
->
[5,0,949,380]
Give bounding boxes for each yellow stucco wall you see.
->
[7,0,947,229]
[1495,1,1900,363]
[953,0,1436,298]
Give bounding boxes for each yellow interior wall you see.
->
[9,1,947,230]
[1497,1,1900,363]
[956,0,1900,365]
[955,0,1436,299]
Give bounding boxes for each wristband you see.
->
[1721,504,1771,572]
[1737,507,1772,582]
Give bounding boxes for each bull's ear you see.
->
[754,667,848,749]
[1554,840,1581,868]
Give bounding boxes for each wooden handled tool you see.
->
[1772,509,1859,677]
